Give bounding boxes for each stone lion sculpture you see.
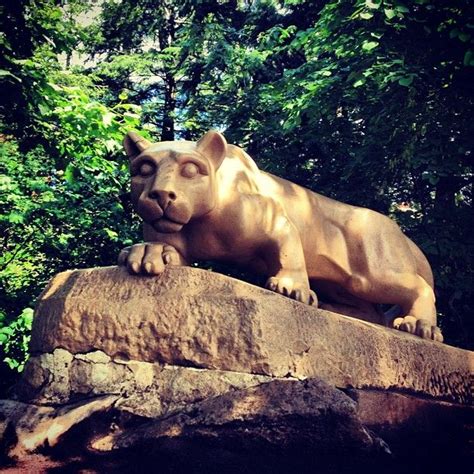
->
[119,130,442,342]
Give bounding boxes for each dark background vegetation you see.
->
[1,0,473,395]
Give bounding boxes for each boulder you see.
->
[0,396,117,457]
[1,266,472,472]
[28,266,472,403]
[17,348,274,418]
[93,378,390,455]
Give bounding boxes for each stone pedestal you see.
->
[1,266,472,472]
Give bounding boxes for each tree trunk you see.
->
[161,72,176,141]
[159,3,176,141]
[434,175,459,212]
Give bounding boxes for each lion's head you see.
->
[124,130,227,233]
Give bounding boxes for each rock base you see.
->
[1,266,472,472]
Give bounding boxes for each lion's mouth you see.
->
[152,214,187,233]
[136,198,190,233]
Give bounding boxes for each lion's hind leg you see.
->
[346,271,442,342]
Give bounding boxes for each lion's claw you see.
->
[308,290,318,306]
[393,316,443,342]
[265,276,317,306]
[118,242,182,275]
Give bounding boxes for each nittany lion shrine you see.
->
[1,131,472,472]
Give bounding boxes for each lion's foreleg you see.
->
[263,216,317,306]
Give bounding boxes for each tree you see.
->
[184,0,474,348]
[86,0,253,140]
[0,0,142,388]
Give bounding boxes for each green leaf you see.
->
[0,327,13,336]
[0,70,21,82]
[4,357,20,369]
[8,212,25,224]
[464,50,474,66]
[58,233,73,245]
[384,9,396,19]
[64,164,76,184]
[362,41,379,51]
[103,111,115,127]
[365,0,381,9]
[360,12,374,20]
[398,76,414,87]
[20,308,34,327]
[104,228,119,240]
[38,103,51,115]
[395,5,410,13]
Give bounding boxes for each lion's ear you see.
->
[124,131,152,159]
[197,130,227,169]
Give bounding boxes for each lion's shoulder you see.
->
[226,144,260,174]
[213,144,261,195]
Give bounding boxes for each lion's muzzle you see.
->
[148,188,177,211]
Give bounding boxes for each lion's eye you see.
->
[138,161,155,176]
[181,162,199,179]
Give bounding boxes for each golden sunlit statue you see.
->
[119,130,442,342]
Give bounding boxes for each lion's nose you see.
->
[148,189,177,208]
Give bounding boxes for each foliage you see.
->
[0,0,142,387]
[0,308,33,372]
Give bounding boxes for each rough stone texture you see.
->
[2,266,473,471]
[15,349,275,419]
[30,266,473,404]
[93,378,390,456]
[350,388,474,458]
[0,396,117,456]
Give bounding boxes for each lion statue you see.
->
[119,130,443,342]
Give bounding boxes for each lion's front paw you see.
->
[265,276,318,306]
[118,242,182,275]
[392,316,443,342]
